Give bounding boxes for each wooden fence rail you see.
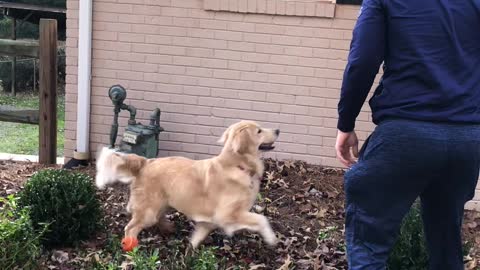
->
[0,39,39,57]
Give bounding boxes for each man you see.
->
[335,0,480,269]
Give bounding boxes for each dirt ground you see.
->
[1,159,479,269]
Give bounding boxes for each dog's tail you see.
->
[95,147,147,190]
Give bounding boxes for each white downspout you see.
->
[74,0,93,163]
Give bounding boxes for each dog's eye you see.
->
[257,129,262,134]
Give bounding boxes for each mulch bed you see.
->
[1,159,479,269]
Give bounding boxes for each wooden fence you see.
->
[0,19,58,165]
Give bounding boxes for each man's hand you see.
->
[335,130,359,167]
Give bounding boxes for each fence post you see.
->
[11,18,16,96]
[38,19,57,165]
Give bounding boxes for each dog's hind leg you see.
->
[190,222,216,249]
[220,212,277,246]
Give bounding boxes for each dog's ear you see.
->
[218,125,232,144]
[122,154,147,175]
[232,129,251,154]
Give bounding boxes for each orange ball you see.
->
[121,236,139,252]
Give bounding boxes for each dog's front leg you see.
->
[221,212,277,246]
[190,222,217,249]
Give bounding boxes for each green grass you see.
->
[0,93,65,157]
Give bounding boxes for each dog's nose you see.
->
[275,129,280,136]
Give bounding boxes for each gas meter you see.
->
[108,85,164,158]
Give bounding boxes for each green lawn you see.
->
[0,93,65,157]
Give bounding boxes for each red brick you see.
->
[297,76,327,87]
[145,54,173,64]
[202,58,228,69]
[93,30,117,41]
[247,0,257,13]
[131,62,158,73]
[242,52,269,63]
[170,75,198,86]
[198,97,225,107]
[238,0,248,12]
[173,56,202,66]
[145,35,172,45]
[228,81,254,91]
[276,0,286,15]
[271,35,301,46]
[214,49,243,60]
[198,78,226,88]
[229,61,256,71]
[268,74,297,85]
[284,46,313,57]
[256,0,267,13]
[186,67,214,78]
[225,99,252,110]
[266,93,295,104]
[301,37,330,48]
[158,64,186,75]
[256,43,284,54]
[257,63,284,74]
[144,15,173,25]
[132,44,158,54]
[244,33,271,44]
[119,33,145,43]
[270,55,299,65]
[200,19,228,30]
[308,126,337,137]
[144,73,170,83]
[184,85,210,96]
[215,30,243,41]
[227,21,255,32]
[233,88,263,101]
[162,7,189,17]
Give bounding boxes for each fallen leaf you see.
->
[276,254,293,270]
[51,250,69,264]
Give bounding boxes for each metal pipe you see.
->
[75,0,93,160]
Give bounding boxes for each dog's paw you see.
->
[263,231,278,246]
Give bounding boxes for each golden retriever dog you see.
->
[95,120,280,251]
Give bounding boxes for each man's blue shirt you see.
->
[337,0,480,132]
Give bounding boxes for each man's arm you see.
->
[337,0,386,132]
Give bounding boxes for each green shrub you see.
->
[189,247,220,270]
[0,195,47,270]
[128,248,161,270]
[18,169,101,247]
[0,50,65,94]
[387,201,429,270]
[0,18,39,40]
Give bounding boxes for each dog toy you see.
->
[121,236,139,252]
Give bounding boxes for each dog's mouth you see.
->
[259,143,275,151]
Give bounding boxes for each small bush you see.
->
[189,247,220,270]
[128,248,161,270]
[387,201,429,270]
[0,195,47,270]
[18,169,101,247]
[0,51,65,94]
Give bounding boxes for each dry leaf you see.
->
[276,254,293,270]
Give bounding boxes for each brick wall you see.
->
[65,0,479,210]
